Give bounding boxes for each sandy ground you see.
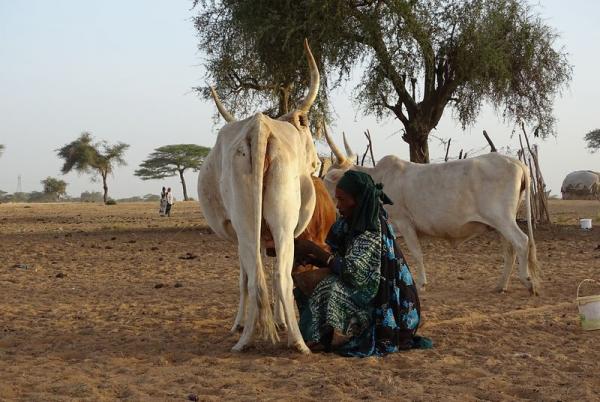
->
[0,200,599,401]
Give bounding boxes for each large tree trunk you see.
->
[179,169,188,201]
[276,83,292,117]
[102,173,109,203]
[403,126,430,163]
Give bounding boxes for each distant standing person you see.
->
[165,187,174,217]
[159,186,167,216]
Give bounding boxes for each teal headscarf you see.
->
[336,170,393,234]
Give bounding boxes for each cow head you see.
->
[321,125,357,197]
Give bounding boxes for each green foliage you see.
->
[194,0,571,162]
[41,177,68,200]
[105,198,117,205]
[135,144,210,180]
[56,132,129,177]
[56,132,129,202]
[584,129,600,152]
[135,144,210,201]
[193,0,359,123]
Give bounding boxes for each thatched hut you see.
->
[561,170,600,200]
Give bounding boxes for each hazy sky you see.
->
[0,0,598,200]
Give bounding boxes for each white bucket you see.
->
[580,218,592,230]
[576,279,600,331]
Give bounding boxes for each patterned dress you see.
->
[295,211,429,356]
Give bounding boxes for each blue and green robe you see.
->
[295,211,428,356]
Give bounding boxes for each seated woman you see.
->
[294,170,431,356]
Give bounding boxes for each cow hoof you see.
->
[230,324,244,334]
[231,341,249,352]
[495,286,508,294]
[529,287,540,297]
[293,342,311,355]
[275,322,287,332]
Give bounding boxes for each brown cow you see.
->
[264,176,336,254]
[296,176,337,250]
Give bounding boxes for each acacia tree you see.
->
[584,129,600,152]
[134,144,210,201]
[192,0,356,125]
[41,177,68,201]
[56,132,129,203]
[0,144,4,157]
[193,0,571,163]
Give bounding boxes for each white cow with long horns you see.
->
[197,40,319,353]
[322,129,541,295]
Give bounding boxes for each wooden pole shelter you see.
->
[482,130,498,152]
[518,123,551,225]
[360,143,370,166]
[365,130,376,167]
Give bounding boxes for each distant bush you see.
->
[143,193,160,202]
[116,196,143,203]
[117,194,162,203]
[80,191,104,203]
[105,199,117,205]
[0,191,58,203]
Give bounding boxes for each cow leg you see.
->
[274,297,286,331]
[264,188,310,354]
[231,265,247,333]
[495,237,516,293]
[270,258,287,331]
[232,244,258,352]
[398,225,427,289]
[495,222,533,293]
[272,237,310,354]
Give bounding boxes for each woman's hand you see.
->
[294,239,332,268]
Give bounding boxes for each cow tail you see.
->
[523,166,540,286]
[251,118,278,343]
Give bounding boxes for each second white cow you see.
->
[323,131,540,295]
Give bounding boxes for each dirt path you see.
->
[0,200,599,401]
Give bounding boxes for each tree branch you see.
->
[364,21,417,114]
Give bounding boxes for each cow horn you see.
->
[323,125,346,164]
[296,38,320,114]
[209,86,236,123]
[342,132,356,158]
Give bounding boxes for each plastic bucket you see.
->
[576,279,600,331]
[580,218,592,230]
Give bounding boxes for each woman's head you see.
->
[335,170,393,233]
[334,187,356,219]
